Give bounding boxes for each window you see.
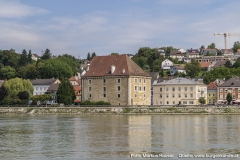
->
[189,101,194,104]
[117,86,120,91]
[139,79,142,83]
[190,94,193,98]
[167,101,169,104]
[139,86,142,91]
[135,86,137,91]
[190,87,193,91]
[143,86,146,91]
[178,87,181,91]
[185,87,187,91]
[135,79,137,83]
[40,87,42,91]
[135,94,137,97]
[160,94,162,98]
[166,94,169,98]
[183,101,187,104]
[117,78,121,83]
[178,94,181,98]
[225,89,228,92]
[172,87,175,91]
[144,94,146,99]
[89,94,92,98]
[118,94,121,98]
[103,79,106,83]
[172,101,175,104]
[160,88,162,92]
[103,87,106,92]
[172,94,175,98]
[88,79,92,84]
[103,94,106,98]
[208,100,211,103]
[89,87,92,91]
[209,94,210,97]
[36,87,38,91]
[185,94,187,98]
[166,87,169,92]
[144,79,146,83]
[220,89,223,92]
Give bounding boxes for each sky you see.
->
[1,0,240,58]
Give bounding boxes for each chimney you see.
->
[86,64,90,71]
[122,68,125,74]
[111,65,115,74]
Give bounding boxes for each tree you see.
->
[199,45,205,53]
[17,91,29,100]
[3,78,33,104]
[198,97,206,105]
[87,52,91,60]
[56,79,75,105]
[41,48,52,60]
[208,43,216,49]
[225,60,232,68]
[0,86,8,101]
[19,49,28,66]
[27,50,32,64]
[233,41,240,53]
[0,66,16,79]
[226,93,232,105]
[91,52,96,59]
[185,60,201,78]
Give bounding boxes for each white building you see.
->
[31,79,61,95]
[161,59,173,70]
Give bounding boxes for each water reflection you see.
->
[0,115,240,159]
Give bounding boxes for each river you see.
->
[0,115,239,160]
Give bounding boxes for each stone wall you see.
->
[0,106,240,115]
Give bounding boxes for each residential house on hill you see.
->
[200,49,218,56]
[161,59,173,70]
[199,62,212,71]
[31,79,61,96]
[217,76,240,104]
[170,66,186,76]
[211,60,227,69]
[221,49,234,56]
[82,54,151,105]
[178,48,186,53]
[170,51,184,61]
[69,76,82,104]
[186,49,200,58]
[153,77,207,105]
[46,83,60,104]
[31,54,39,61]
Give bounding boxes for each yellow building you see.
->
[82,54,151,105]
[153,78,207,105]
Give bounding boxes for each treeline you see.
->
[0,49,81,80]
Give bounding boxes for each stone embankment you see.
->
[0,106,240,115]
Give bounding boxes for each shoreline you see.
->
[0,106,240,115]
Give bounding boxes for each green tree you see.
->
[207,43,216,49]
[198,97,206,105]
[56,80,75,105]
[41,48,52,60]
[233,41,240,52]
[226,93,232,104]
[0,66,16,79]
[27,50,32,64]
[199,45,205,53]
[87,52,91,60]
[3,78,33,104]
[0,86,8,101]
[225,60,232,68]
[111,52,119,55]
[185,60,201,78]
[233,57,240,68]
[19,49,28,66]
[0,50,19,68]
[57,54,80,75]
[18,63,40,79]
[17,91,29,100]
[91,52,96,59]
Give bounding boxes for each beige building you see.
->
[82,54,151,105]
[153,78,207,105]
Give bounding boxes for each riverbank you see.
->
[0,106,240,115]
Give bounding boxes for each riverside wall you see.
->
[0,106,240,115]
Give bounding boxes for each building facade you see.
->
[153,78,207,105]
[31,79,61,96]
[82,54,151,105]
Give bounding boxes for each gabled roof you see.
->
[170,51,183,55]
[207,82,219,90]
[73,85,81,91]
[187,49,199,54]
[153,77,204,85]
[47,83,60,91]
[83,54,150,77]
[31,79,58,85]
[200,62,211,68]
[219,76,240,87]
[221,49,234,53]
[212,60,226,68]
[69,76,81,85]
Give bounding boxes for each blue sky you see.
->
[0,0,240,58]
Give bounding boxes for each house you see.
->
[46,83,60,104]
[31,54,39,61]
[69,76,82,104]
[81,54,151,105]
[31,79,61,96]
[149,72,159,105]
[199,62,212,71]
[153,77,207,105]
[182,57,193,63]
[211,60,227,69]
[195,56,229,63]
[200,49,218,56]
[221,49,234,56]
[161,59,173,70]
[170,66,186,76]
[217,76,240,104]
[170,51,184,61]
[186,49,200,58]
[178,48,186,53]
[207,79,225,105]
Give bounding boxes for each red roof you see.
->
[73,85,81,91]
[200,62,211,68]
[207,82,219,90]
[83,54,150,77]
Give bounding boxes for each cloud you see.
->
[0,0,49,18]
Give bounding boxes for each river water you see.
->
[0,115,239,160]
